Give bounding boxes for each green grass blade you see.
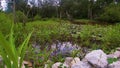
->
[0,48,11,67]
[18,31,32,68]
[0,32,18,68]
[9,25,17,56]
[9,25,19,68]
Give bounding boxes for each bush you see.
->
[0,12,12,35]
[98,3,120,23]
[34,14,41,21]
[102,24,120,51]
[16,11,28,23]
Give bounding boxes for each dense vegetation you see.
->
[12,0,120,23]
[0,0,120,68]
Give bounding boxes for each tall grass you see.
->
[24,20,120,52]
[0,12,12,35]
[0,25,32,68]
[76,24,120,52]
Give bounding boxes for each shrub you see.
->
[16,11,28,23]
[34,14,41,21]
[102,24,120,51]
[98,3,120,23]
[0,26,32,68]
[0,12,12,35]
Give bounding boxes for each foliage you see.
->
[25,20,70,46]
[0,12,120,67]
[8,11,28,23]
[16,11,28,23]
[0,25,32,68]
[98,3,120,23]
[0,12,12,35]
[13,0,117,19]
[23,20,120,52]
[34,14,41,21]
[107,58,118,64]
[1,1,120,67]
[25,45,54,68]
[70,24,120,52]
[0,12,120,52]
[102,24,120,51]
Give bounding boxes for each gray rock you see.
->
[84,50,108,68]
[108,61,120,68]
[52,62,68,68]
[71,57,81,66]
[64,57,73,67]
[71,61,91,68]
[107,51,120,58]
[116,47,120,51]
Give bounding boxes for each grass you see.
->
[0,12,12,35]
[75,19,91,23]
[0,13,120,67]
[19,20,120,67]
[0,25,32,68]
[24,20,71,45]
[12,19,120,53]
[78,24,120,52]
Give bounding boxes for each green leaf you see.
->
[18,31,33,68]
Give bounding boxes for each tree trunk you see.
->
[13,0,16,24]
[66,11,73,22]
[88,0,93,20]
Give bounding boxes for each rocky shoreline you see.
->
[51,49,120,68]
[0,42,120,68]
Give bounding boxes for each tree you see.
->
[92,0,113,19]
[0,0,2,10]
[8,0,119,21]
[98,3,120,23]
[36,0,58,18]
[59,0,89,19]
[13,0,16,24]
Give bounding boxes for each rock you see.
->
[108,61,120,68]
[64,57,73,67]
[84,50,108,68]
[71,57,80,66]
[52,62,68,68]
[51,43,57,50]
[107,48,120,58]
[107,51,120,58]
[116,48,120,51]
[23,61,32,67]
[64,57,80,68]
[52,62,62,68]
[63,57,80,67]
[51,42,80,57]
[107,54,116,58]
[71,61,92,68]
[44,64,48,68]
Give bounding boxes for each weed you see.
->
[0,25,32,68]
